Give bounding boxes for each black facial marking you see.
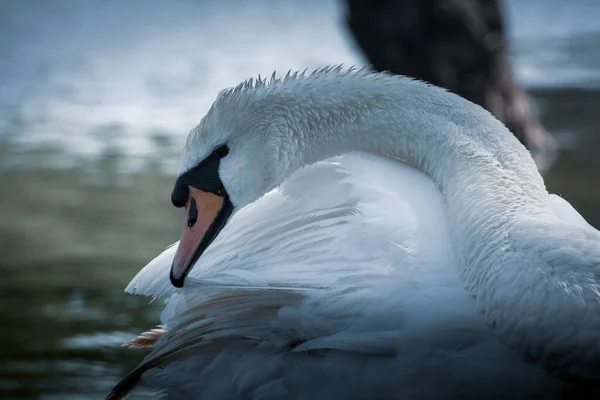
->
[171,182,189,208]
[171,143,229,206]
[187,197,198,227]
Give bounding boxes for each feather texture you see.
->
[108,68,600,399]
[108,154,581,399]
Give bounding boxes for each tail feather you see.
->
[123,326,165,349]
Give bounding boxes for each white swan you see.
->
[107,68,600,399]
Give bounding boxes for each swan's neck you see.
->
[278,78,548,218]
[272,77,600,379]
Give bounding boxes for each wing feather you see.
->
[109,153,466,399]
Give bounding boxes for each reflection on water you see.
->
[0,141,179,399]
[1,285,156,399]
[0,0,356,157]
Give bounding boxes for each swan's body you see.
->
[108,68,600,399]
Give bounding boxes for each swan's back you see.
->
[109,153,573,399]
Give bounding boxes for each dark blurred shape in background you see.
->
[0,1,599,399]
[346,0,556,172]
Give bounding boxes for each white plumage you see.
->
[107,68,600,399]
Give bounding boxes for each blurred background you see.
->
[1,0,599,398]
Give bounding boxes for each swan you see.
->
[107,68,600,399]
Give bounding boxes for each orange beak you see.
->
[170,186,233,287]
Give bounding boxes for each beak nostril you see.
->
[187,197,198,227]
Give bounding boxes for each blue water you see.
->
[505,0,600,88]
[1,0,599,159]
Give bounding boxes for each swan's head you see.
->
[167,67,385,287]
[168,87,287,287]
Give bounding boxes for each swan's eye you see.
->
[214,144,229,158]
